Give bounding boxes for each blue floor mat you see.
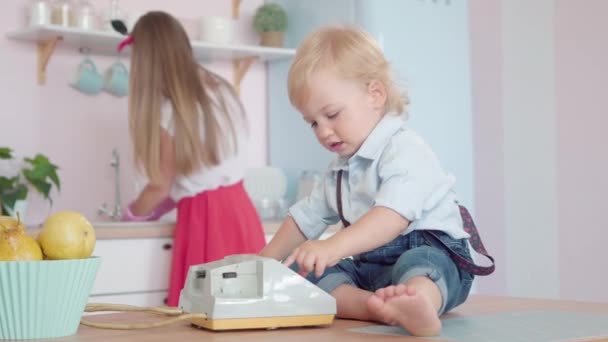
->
[350,310,608,341]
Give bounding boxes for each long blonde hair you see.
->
[128,11,240,183]
[288,26,408,114]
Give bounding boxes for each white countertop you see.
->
[27,219,339,240]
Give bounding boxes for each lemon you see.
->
[0,220,43,261]
[38,211,96,260]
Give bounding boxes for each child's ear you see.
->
[367,80,387,109]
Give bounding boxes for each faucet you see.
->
[98,148,122,221]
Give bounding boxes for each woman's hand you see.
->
[283,239,341,278]
[122,196,176,222]
[126,127,176,219]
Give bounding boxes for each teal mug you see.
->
[70,58,103,95]
[103,62,129,97]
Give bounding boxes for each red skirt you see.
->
[166,181,266,306]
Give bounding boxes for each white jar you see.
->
[51,0,74,27]
[75,0,96,30]
[29,0,51,26]
[199,16,235,44]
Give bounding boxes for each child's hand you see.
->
[283,240,340,278]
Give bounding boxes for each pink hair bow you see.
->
[117,35,134,52]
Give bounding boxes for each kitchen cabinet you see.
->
[89,237,173,307]
[87,291,168,309]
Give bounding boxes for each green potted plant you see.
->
[0,147,60,219]
[253,3,288,47]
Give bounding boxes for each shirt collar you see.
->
[330,112,407,170]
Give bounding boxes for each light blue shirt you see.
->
[289,113,469,241]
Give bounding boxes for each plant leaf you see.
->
[0,176,19,192]
[26,178,51,200]
[0,184,28,211]
[23,154,61,193]
[0,152,60,207]
[23,163,54,181]
[0,147,13,160]
[48,168,60,190]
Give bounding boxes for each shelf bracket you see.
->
[231,0,249,96]
[37,36,61,85]
[233,57,257,96]
[232,0,242,19]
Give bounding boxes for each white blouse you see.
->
[160,85,249,201]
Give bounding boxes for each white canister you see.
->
[199,16,235,44]
[75,1,96,30]
[29,0,51,26]
[51,0,74,27]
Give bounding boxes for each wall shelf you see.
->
[6,25,295,90]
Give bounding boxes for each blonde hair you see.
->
[288,26,407,114]
[128,11,241,183]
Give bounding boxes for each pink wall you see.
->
[1,0,266,224]
[468,0,506,295]
[555,0,608,302]
[470,0,608,302]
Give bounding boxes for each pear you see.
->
[0,218,43,261]
[0,215,26,231]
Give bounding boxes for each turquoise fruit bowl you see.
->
[0,257,101,339]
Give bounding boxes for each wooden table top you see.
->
[46,295,608,341]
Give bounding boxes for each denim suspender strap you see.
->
[336,170,351,228]
[336,170,495,276]
[423,207,495,276]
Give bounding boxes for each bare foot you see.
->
[366,284,441,336]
